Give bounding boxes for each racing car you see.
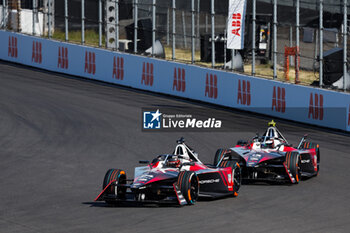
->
[213,121,320,184]
[95,138,241,206]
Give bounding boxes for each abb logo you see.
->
[84,51,96,75]
[237,79,251,106]
[32,41,42,64]
[141,62,154,86]
[272,86,286,113]
[112,57,124,80]
[8,36,18,58]
[173,68,185,92]
[231,13,241,36]
[57,47,68,69]
[308,93,324,120]
[205,74,218,99]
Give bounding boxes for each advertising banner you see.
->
[227,0,247,50]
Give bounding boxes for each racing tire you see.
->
[218,160,241,197]
[177,171,199,205]
[214,149,228,166]
[285,152,301,184]
[102,169,127,200]
[232,163,242,197]
[300,141,320,175]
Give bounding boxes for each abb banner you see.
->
[173,68,185,92]
[272,86,286,113]
[0,30,349,132]
[8,36,18,58]
[227,0,247,50]
[237,79,251,106]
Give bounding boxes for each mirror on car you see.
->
[139,160,150,164]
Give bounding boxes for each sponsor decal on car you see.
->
[199,179,220,184]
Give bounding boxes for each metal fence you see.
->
[1,0,349,90]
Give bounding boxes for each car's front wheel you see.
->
[102,169,127,202]
[232,163,242,196]
[177,171,199,205]
[285,152,301,184]
[300,141,320,175]
[218,160,241,197]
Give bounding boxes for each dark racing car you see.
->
[95,138,241,206]
[213,121,320,184]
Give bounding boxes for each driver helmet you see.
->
[167,156,181,168]
[264,139,274,149]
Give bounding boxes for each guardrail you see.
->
[1,30,349,132]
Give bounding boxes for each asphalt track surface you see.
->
[1,60,350,233]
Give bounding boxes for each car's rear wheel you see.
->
[285,152,301,184]
[177,171,199,205]
[102,169,127,201]
[300,141,320,174]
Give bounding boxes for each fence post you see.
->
[17,0,21,32]
[182,11,187,48]
[224,28,227,68]
[116,0,119,50]
[98,0,102,47]
[48,0,51,38]
[231,49,234,71]
[319,0,323,87]
[172,0,176,60]
[289,25,293,66]
[2,0,4,29]
[252,0,256,76]
[134,0,138,53]
[65,0,68,41]
[81,0,85,45]
[273,0,277,79]
[191,0,195,64]
[211,0,215,68]
[166,8,169,45]
[32,0,36,35]
[152,0,156,57]
[343,0,348,91]
[295,0,300,83]
[205,13,208,33]
[314,29,318,65]
[197,0,200,49]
